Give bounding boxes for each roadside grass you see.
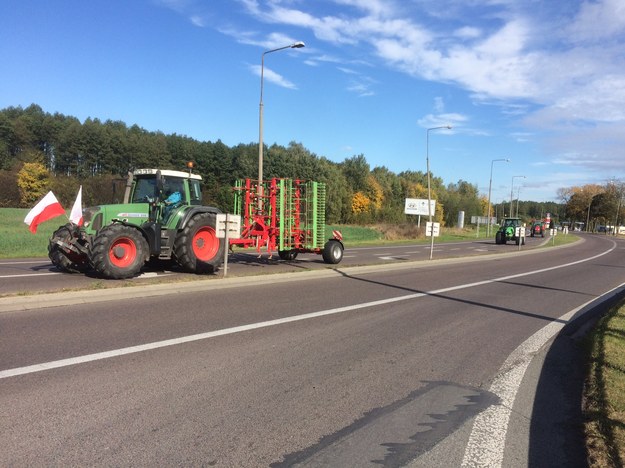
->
[1,208,69,258]
[584,298,625,467]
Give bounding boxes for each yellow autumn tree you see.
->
[17,162,52,206]
[351,191,371,215]
[366,175,384,212]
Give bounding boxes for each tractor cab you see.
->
[126,169,202,206]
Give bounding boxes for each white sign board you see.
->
[216,213,241,239]
[404,198,436,216]
[426,221,440,237]
[471,216,496,225]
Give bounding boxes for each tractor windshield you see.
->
[503,218,520,228]
[132,177,158,203]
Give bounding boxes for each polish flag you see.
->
[24,191,66,234]
[70,186,83,226]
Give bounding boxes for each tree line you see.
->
[0,104,576,228]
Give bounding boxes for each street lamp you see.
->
[258,41,305,210]
[510,175,525,217]
[426,125,452,259]
[487,158,509,236]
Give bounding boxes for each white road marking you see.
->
[1,242,615,383]
[0,261,50,265]
[461,241,619,468]
[0,272,60,278]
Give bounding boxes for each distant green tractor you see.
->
[48,168,225,279]
[495,217,525,245]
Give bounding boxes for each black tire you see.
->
[173,212,224,274]
[48,223,90,273]
[278,249,298,261]
[322,240,343,264]
[90,224,148,279]
[495,231,503,244]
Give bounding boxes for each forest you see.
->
[0,103,587,227]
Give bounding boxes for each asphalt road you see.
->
[1,233,624,466]
[0,234,547,296]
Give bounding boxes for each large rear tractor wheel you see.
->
[174,212,224,274]
[90,224,148,279]
[48,223,89,273]
[322,240,344,264]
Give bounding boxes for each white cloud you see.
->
[250,64,298,89]
[228,0,625,178]
[454,26,482,39]
[566,0,625,43]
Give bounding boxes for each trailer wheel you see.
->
[278,249,298,261]
[174,212,224,274]
[90,224,148,279]
[48,223,89,273]
[322,240,343,264]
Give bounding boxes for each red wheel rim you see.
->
[108,237,137,268]
[192,226,219,261]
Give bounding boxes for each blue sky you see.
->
[2,0,624,203]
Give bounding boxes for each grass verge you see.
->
[584,298,625,466]
[1,208,70,258]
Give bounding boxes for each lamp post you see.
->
[487,158,509,236]
[426,125,452,259]
[258,41,305,210]
[510,175,525,217]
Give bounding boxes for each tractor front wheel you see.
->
[174,212,224,274]
[90,224,148,279]
[322,240,344,264]
[48,223,89,273]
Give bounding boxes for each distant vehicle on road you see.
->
[495,217,525,245]
[531,221,545,237]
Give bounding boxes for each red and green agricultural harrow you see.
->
[231,178,343,263]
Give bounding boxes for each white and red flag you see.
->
[23,191,65,234]
[69,185,83,225]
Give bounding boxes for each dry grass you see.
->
[373,223,424,240]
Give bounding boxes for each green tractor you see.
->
[48,168,225,279]
[495,217,525,245]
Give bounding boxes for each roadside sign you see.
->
[405,198,436,216]
[426,221,440,237]
[471,216,496,225]
[216,213,241,239]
